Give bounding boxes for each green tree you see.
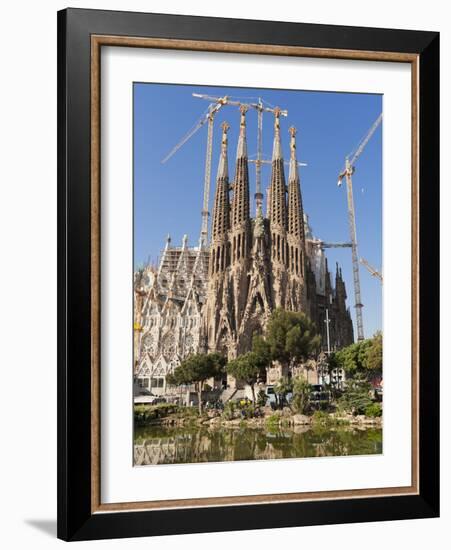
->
[366,331,382,375]
[167,353,226,413]
[265,309,321,370]
[291,375,311,415]
[252,334,272,364]
[329,332,383,380]
[226,351,267,402]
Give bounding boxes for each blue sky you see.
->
[134,83,382,339]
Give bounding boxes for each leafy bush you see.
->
[311,410,330,425]
[134,405,153,424]
[339,375,372,415]
[256,389,267,407]
[365,402,382,417]
[222,401,236,420]
[265,414,280,430]
[176,406,199,418]
[237,401,257,419]
[310,410,350,428]
[133,403,179,424]
[291,376,311,414]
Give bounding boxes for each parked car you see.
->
[150,396,167,404]
[134,394,166,405]
[264,386,293,409]
[206,400,224,411]
[264,385,277,409]
[309,384,330,406]
[133,383,153,397]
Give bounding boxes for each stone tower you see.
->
[230,106,253,353]
[205,107,273,358]
[286,126,307,312]
[204,121,233,356]
[268,108,289,308]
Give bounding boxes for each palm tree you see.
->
[274,376,293,408]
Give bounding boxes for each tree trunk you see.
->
[250,383,256,404]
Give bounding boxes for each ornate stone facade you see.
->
[134,110,353,392]
[134,236,209,394]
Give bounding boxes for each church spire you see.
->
[231,105,250,228]
[272,106,283,160]
[335,262,347,305]
[288,126,299,182]
[216,120,229,180]
[268,108,289,272]
[211,121,230,241]
[268,107,287,229]
[287,126,305,242]
[236,104,248,159]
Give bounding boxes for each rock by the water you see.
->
[292,414,312,425]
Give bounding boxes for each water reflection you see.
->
[134,425,382,465]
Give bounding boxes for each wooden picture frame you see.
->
[57,7,439,541]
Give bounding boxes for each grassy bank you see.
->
[134,403,382,429]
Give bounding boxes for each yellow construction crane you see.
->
[161,98,229,248]
[337,113,382,341]
[308,239,352,250]
[162,95,290,246]
[360,257,383,283]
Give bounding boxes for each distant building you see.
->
[134,109,353,394]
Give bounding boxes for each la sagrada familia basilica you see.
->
[134,107,354,394]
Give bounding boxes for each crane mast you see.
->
[345,157,364,340]
[200,111,214,248]
[337,113,382,341]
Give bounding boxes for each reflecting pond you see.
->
[134,424,382,465]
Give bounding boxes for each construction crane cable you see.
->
[161,108,212,164]
[348,113,383,168]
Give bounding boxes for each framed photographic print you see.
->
[57,8,439,541]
